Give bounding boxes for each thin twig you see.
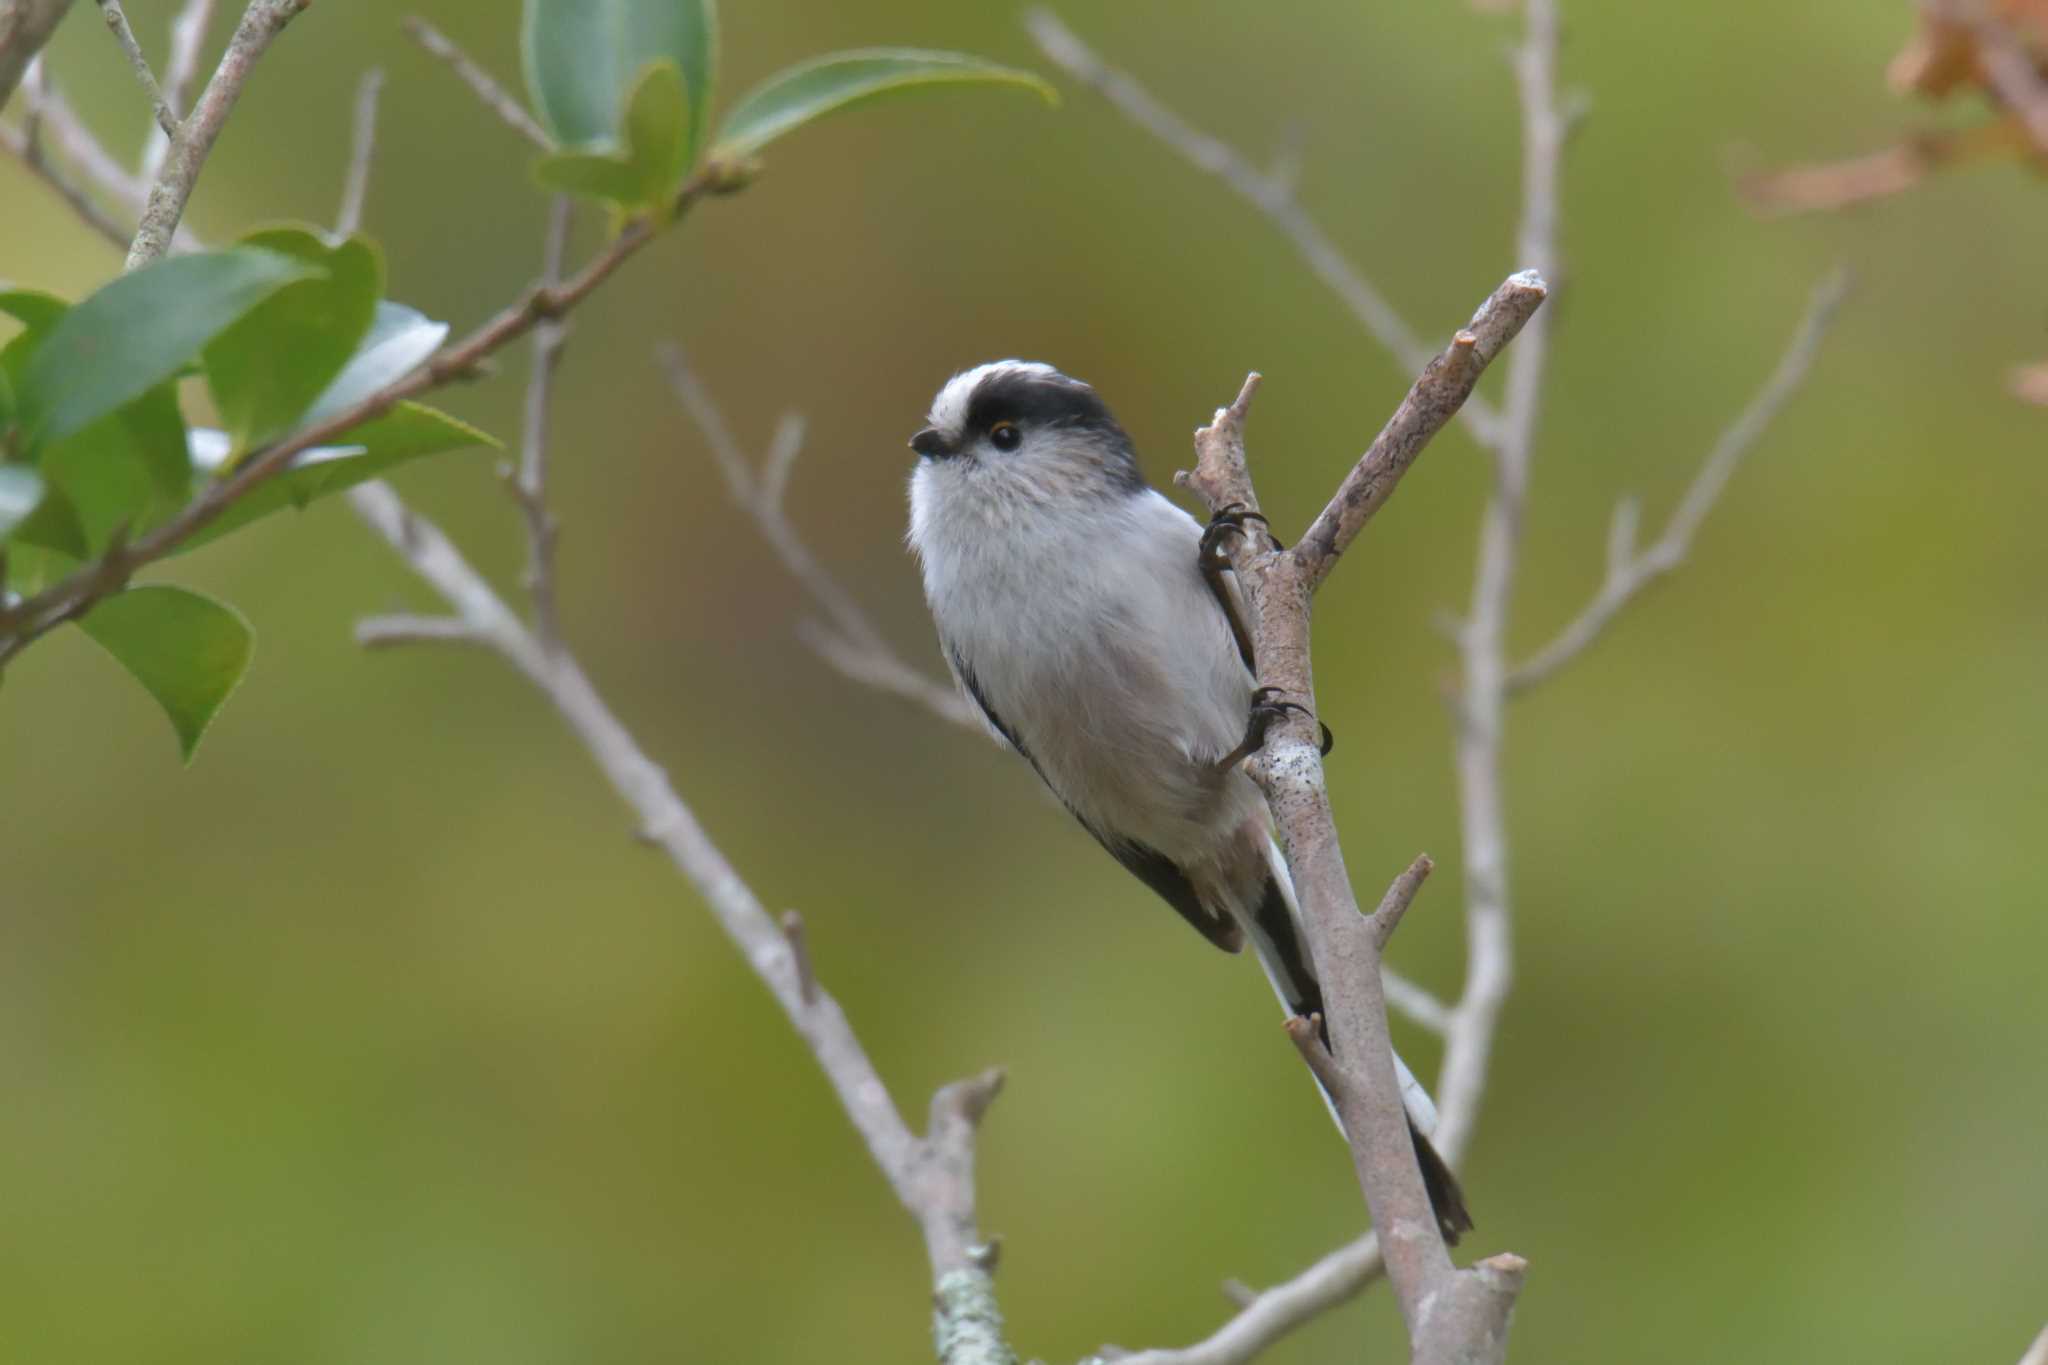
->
[0,0,75,111]
[1506,268,1850,694]
[1022,8,1505,448]
[1183,275,1543,1361]
[2017,1322,2048,1365]
[511,195,572,647]
[1089,1234,1385,1365]
[333,66,384,236]
[93,0,178,137]
[141,0,216,180]
[19,68,150,208]
[127,0,308,269]
[656,347,980,730]
[345,478,1018,1361]
[1433,0,1564,1174]
[0,101,132,248]
[353,613,487,649]
[402,14,552,151]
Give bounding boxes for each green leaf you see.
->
[0,287,69,335]
[6,481,88,559]
[0,464,43,543]
[15,249,317,453]
[0,287,69,422]
[713,48,1055,162]
[523,0,716,168]
[301,301,448,427]
[77,584,253,762]
[174,401,498,554]
[38,382,190,551]
[203,228,382,457]
[531,59,692,213]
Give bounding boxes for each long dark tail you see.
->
[1247,852,1475,1246]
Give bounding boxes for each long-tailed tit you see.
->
[906,361,1472,1242]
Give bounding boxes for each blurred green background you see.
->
[4,1,2045,1361]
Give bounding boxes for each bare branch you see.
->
[13,65,150,209]
[403,14,552,151]
[1432,0,1566,1178]
[127,0,308,269]
[1506,268,1849,694]
[509,195,573,647]
[1365,854,1434,952]
[333,66,384,236]
[345,478,1017,1357]
[353,613,488,650]
[1182,275,1542,1358]
[141,0,216,180]
[0,0,73,111]
[1090,1234,1385,1365]
[93,0,178,137]
[2018,1322,2048,1365]
[1022,8,1507,447]
[657,346,980,730]
[0,79,132,249]
[1292,273,1547,588]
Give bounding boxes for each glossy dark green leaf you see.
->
[15,249,317,453]
[0,464,42,543]
[301,301,448,427]
[77,584,254,761]
[202,229,382,457]
[531,60,691,213]
[6,481,88,560]
[0,287,68,417]
[38,382,190,551]
[174,401,498,554]
[713,48,1055,161]
[523,0,715,168]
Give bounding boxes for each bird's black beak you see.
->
[909,427,952,459]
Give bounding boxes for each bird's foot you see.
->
[1217,686,1333,769]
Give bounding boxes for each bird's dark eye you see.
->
[989,421,1022,451]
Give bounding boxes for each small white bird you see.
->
[906,361,1471,1242]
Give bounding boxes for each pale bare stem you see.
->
[402,14,552,151]
[353,613,487,650]
[1181,276,1541,1363]
[1021,9,1510,446]
[127,0,309,269]
[333,66,384,235]
[655,347,979,729]
[1432,0,1565,1176]
[1086,1235,1386,1365]
[0,0,74,110]
[2017,1322,2048,1365]
[141,0,215,178]
[509,195,572,647]
[93,0,177,137]
[13,68,151,214]
[344,479,1017,1361]
[1505,268,1850,694]
[0,77,131,248]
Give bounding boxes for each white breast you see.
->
[909,465,1258,866]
